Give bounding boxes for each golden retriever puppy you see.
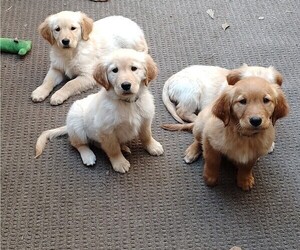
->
[35,49,163,173]
[180,75,288,191]
[162,64,283,123]
[31,11,148,105]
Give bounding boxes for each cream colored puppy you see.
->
[162,64,283,123]
[35,49,163,173]
[31,11,148,105]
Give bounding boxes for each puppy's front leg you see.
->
[139,119,164,156]
[31,67,64,102]
[100,134,130,173]
[236,161,256,191]
[203,138,221,186]
[50,75,96,105]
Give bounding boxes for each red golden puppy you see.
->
[163,72,289,190]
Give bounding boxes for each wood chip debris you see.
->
[5,6,12,12]
[206,9,215,19]
[222,22,230,30]
[206,9,230,31]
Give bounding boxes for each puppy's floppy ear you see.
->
[39,18,55,45]
[144,54,158,86]
[80,13,93,41]
[226,69,242,86]
[269,66,283,86]
[272,88,289,125]
[212,89,232,126]
[93,63,110,90]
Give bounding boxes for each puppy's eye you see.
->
[112,68,118,73]
[131,66,137,71]
[263,97,270,104]
[55,27,61,32]
[71,27,76,30]
[239,99,247,105]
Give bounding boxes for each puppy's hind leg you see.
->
[184,139,201,163]
[176,106,197,123]
[76,145,96,166]
[184,128,202,163]
[268,142,275,154]
[121,145,131,154]
[100,134,130,173]
[50,75,96,105]
[69,133,96,166]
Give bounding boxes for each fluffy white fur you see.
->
[162,65,229,123]
[162,64,283,123]
[35,49,163,173]
[31,11,148,105]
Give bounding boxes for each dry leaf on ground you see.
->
[222,22,230,30]
[206,9,215,19]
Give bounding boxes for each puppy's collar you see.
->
[238,130,260,137]
[121,96,139,103]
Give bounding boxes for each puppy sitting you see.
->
[162,64,283,123]
[163,73,289,190]
[31,11,148,105]
[35,49,163,173]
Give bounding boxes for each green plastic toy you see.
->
[0,37,32,56]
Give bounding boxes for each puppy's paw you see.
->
[184,146,200,164]
[50,92,68,105]
[203,164,219,186]
[237,175,255,191]
[121,145,131,154]
[145,139,164,156]
[80,150,96,166]
[111,157,130,173]
[203,174,218,186]
[31,86,50,102]
[268,142,275,154]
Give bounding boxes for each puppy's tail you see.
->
[162,82,185,124]
[35,126,67,158]
[161,123,194,132]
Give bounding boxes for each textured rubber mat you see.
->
[1,0,299,249]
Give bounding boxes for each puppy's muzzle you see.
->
[62,38,70,48]
[249,116,262,127]
[121,82,131,91]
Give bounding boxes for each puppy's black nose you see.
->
[250,116,262,127]
[121,82,131,91]
[62,39,70,46]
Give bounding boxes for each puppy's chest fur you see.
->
[70,91,154,144]
[206,121,275,164]
[50,44,99,78]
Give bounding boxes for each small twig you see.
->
[90,0,109,2]
[5,6,12,12]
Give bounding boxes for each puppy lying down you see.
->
[35,49,164,173]
[162,64,283,123]
[163,72,289,190]
[31,11,148,105]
